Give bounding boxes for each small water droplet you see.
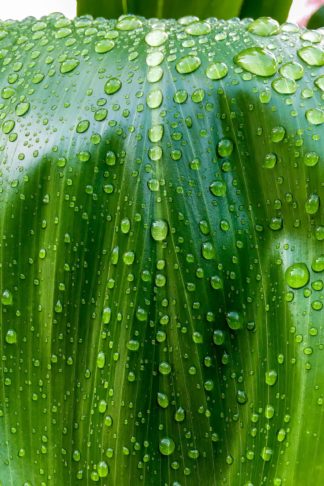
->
[5,329,17,344]
[159,437,175,455]
[306,108,324,125]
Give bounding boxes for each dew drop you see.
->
[145,30,168,47]
[104,78,122,95]
[60,58,79,74]
[159,437,175,456]
[95,39,115,53]
[234,47,277,77]
[206,62,228,80]
[285,263,309,289]
[151,219,168,241]
[247,17,279,36]
[298,46,324,66]
[5,329,17,344]
[176,55,201,74]
[306,108,324,126]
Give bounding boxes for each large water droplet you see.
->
[285,263,309,289]
[116,15,142,31]
[272,77,297,94]
[234,47,277,77]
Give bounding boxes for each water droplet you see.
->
[206,62,228,80]
[145,30,168,47]
[174,407,185,422]
[159,361,171,375]
[185,21,211,36]
[261,447,273,462]
[201,242,216,260]
[104,78,122,95]
[127,339,139,351]
[176,55,201,74]
[95,39,115,53]
[263,152,277,168]
[5,329,17,344]
[15,102,30,116]
[76,120,90,133]
[303,151,319,167]
[97,461,108,478]
[234,47,277,77]
[146,89,163,109]
[157,392,169,408]
[146,51,164,67]
[148,124,164,143]
[312,255,324,272]
[247,17,279,36]
[226,311,243,330]
[97,351,106,369]
[306,108,324,125]
[298,46,324,66]
[2,289,14,305]
[173,89,188,104]
[209,180,226,196]
[305,193,319,214]
[280,61,304,80]
[285,263,309,289]
[60,58,79,74]
[151,220,168,241]
[105,150,116,165]
[213,329,225,345]
[315,75,324,91]
[147,66,163,83]
[265,369,278,386]
[217,138,234,157]
[236,390,248,404]
[2,120,15,134]
[159,437,175,456]
[116,15,142,31]
[272,77,297,94]
[271,126,285,143]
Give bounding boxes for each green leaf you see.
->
[307,6,324,29]
[240,0,293,23]
[77,0,245,21]
[0,12,324,486]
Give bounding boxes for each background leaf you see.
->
[0,13,324,486]
[307,6,324,29]
[77,0,245,21]
[240,0,293,23]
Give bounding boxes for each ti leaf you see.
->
[0,13,324,486]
